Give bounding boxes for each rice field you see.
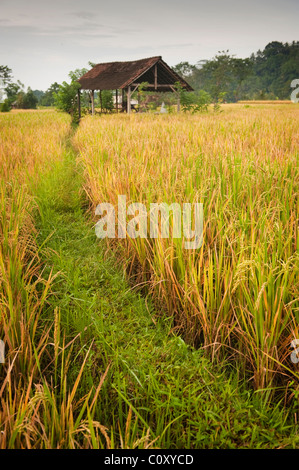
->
[0,105,299,448]
[74,104,299,392]
[0,111,111,448]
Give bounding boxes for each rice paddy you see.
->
[0,104,299,448]
[74,104,299,391]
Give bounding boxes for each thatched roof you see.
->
[78,56,193,92]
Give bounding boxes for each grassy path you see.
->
[34,126,296,449]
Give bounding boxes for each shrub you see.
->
[0,99,11,112]
[181,90,212,113]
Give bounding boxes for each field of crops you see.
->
[0,111,100,447]
[0,105,298,448]
[74,104,299,391]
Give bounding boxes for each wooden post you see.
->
[77,90,81,120]
[154,64,157,90]
[122,88,125,112]
[91,90,95,115]
[127,86,131,114]
[115,89,118,113]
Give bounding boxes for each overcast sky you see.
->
[0,0,298,90]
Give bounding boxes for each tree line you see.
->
[0,66,39,111]
[1,41,298,113]
[173,41,299,102]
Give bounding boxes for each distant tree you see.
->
[192,51,252,102]
[230,58,253,101]
[22,88,38,109]
[40,82,60,106]
[172,41,299,102]
[32,89,45,103]
[5,80,25,104]
[0,100,11,112]
[1,66,43,110]
[0,65,13,85]
[247,41,299,99]
[14,88,38,109]
[172,62,196,78]
[0,66,12,105]
[0,86,6,104]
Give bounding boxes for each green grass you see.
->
[31,129,299,449]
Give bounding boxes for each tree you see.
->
[5,80,25,104]
[0,65,13,85]
[0,100,11,112]
[40,82,60,106]
[54,80,80,116]
[192,51,252,102]
[32,89,45,103]
[182,90,212,113]
[0,66,12,104]
[230,58,253,101]
[172,62,196,79]
[54,66,95,119]
[21,88,38,109]
[68,68,88,82]
[173,41,299,102]
[13,88,38,109]
[0,85,6,104]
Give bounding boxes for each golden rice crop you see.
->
[0,111,111,448]
[74,104,299,391]
[0,110,70,368]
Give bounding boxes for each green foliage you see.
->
[192,51,253,102]
[0,99,11,112]
[68,68,88,82]
[1,66,38,109]
[5,85,38,110]
[5,80,24,103]
[15,88,38,109]
[172,61,196,79]
[54,80,81,118]
[213,91,227,112]
[98,90,114,112]
[182,90,212,113]
[32,89,45,103]
[40,82,60,106]
[136,81,150,112]
[0,65,13,85]
[54,68,91,121]
[174,41,299,102]
[174,82,212,113]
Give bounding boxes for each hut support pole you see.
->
[115,89,118,113]
[78,90,81,120]
[127,86,131,114]
[91,90,95,115]
[122,89,125,112]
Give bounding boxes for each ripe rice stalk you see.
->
[74,106,299,392]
